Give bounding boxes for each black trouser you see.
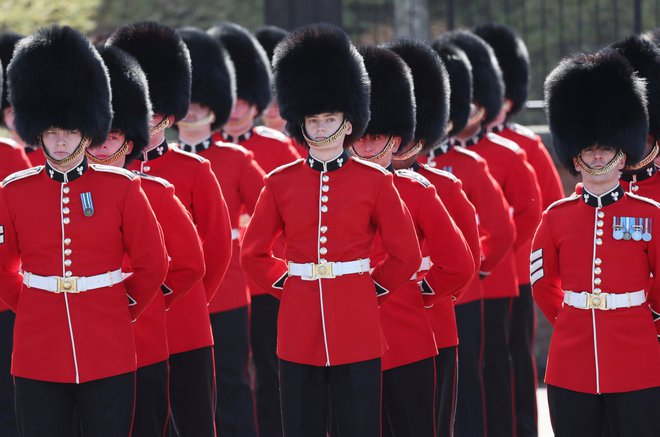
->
[133,360,169,437]
[547,384,660,437]
[483,297,514,437]
[14,372,135,437]
[0,311,16,437]
[382,357,436,437]
[168,346,216,437]
[435,346,457,437]
[279,358,381,437]
[250,294,282,437]
[453,300,485,437]
[510,284,538,437]
[210,306,257,437]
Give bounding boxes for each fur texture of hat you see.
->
[180,27,236,130]
[387,39,449,152]
[611,35,660,141]
[435,30,504,125]
[107,22,191,122]
[272,23,370,147]
[473,23,529,116]
[95,45,152,163]
[254,25,288,62]
[432,42,473,137]
[544,48,648,173]
[8,25,112,146]
[0,31,23,124]
[208,22,271,115]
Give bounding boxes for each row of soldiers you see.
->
[0,16,658,437]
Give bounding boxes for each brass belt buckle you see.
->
[56,277,79,294]
[587,292,608,310]
[312,262,336,280]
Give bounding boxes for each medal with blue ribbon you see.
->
[81,192,94,217]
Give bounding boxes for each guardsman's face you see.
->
[352,134,401,167]
[88,130,130,161]
[577,146,618,170]
[304,112,350,142]
[181,102,213,123]
[229,98,257,123]
[2,107,15,131]
[41,128,83,160]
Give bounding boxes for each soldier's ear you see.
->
[573,156,581,174]
[345,120,352,136]
[167,115,175,126]
[126,140,134,155]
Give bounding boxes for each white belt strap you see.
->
[23,269,124,294]
[411,256,433,280]
[563,290,646,310]
[231,228,240,240]
[288,258,370,281]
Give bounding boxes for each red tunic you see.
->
[0,162,168,383]
[417,164,481,348]
[422,144,515,303]
[127,142,232,354]
[214,126,301,298]
[469,132,542,298]
[240,152,421,366]
[130,173,205,368]
[496,124,564,286]
[376,169,474,370]
[531,186,660,393]
[179,141,265,313]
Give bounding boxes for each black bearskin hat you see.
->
[358,46,416,149]
[435,30,504,125]
[611,35,660,141]
[107,22,191,122]
[95,45,152,163]
[0,32,23,125]
[432,42,473,137]
[473,23,529,117]
[254,25,288,62]
[208,22,271,115]
[388,39,450,152]
[8,26,112,147]
[545,49,647,174]
[272,23,371,147]
[179,27,236,131]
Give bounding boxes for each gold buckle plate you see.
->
[312,263,336,280]
[586,292,608,310]
[56,277,79,293]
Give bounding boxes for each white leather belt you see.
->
[231,228,240,240]
[411,256,432,280]
[563,290,646,310]
[288,258,370,281]
[23,269,124,294]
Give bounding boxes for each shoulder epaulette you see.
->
[0,137,20,149]
[90,164,135,180]
[545,194,580,212]
[132,170,171,187]
[507,123,537,139]
[215,142,250,155]
[421,164,459,182]
[2,166,43,187]
[486,132,521,153]
[627,192,660,208]
[254,126,290,143]
[352,157,389,174]
[267,158,303,177]
[453,145,484,162]
[395,169,431,187]
[171,146,207,163]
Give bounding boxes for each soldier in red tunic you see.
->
[241,24,421,437]
[474,23,564,437]
[85,44,206,436]
[0,25,168,436]
[386,39,482,437]
[108,22,233,437]
[176,27,266,437]
[425,40,515,437]
[536,48,660,437]
[352,41,474,437]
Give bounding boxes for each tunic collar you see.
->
[179,138,213,154]
[45,157,88,183]
[305,150,349,172]
[581,184,624,208]
[139,140,169,162]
